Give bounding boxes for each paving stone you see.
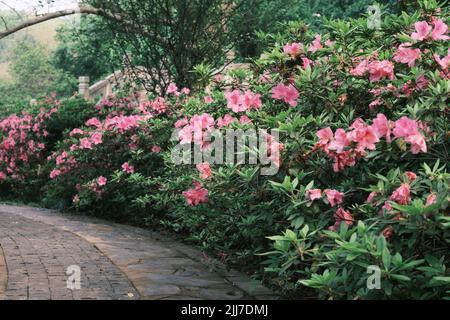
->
[0,211,138,300]
[0,204,275,300]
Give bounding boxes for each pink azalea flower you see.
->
[325,39,335,47]
[80,138,93,150]
[182,181,209,206]
[433,48,450,70]
[204,96,214,104]
[329,208,354,231]
[121,162,135,174]
[411,21,432,41]
[324,189,344,207]
[306,189,322,201]
[72,195,80,204]
[372,113,392,142]
[393,116,418,138]
[0,172,6,181]
[69,128,84,136]
[152,145,162,153]
[328,128,350,153]
[351,125,379,151]
[316,127,334,142]
[97,176,107,186]
[382,226,393,239]
[166,83,178,95]
[350,59,369,76]
[405,133,427,154]
[90,132,103,145]
[382,201,393,212]
[393,45,421,67]
[217,114,236,128]
[367,191,377,203]
[196,162,211,179]
[431,19,449,41]
[308,34,323,53]
[225,89,261,112]
[368,60,394,82]
[225,90,245,112]
[86,118,102,128]
[426,193,437,206]
[239,115,252,125]
[271,83,299,107]
[390,183,410,205]
[50,169,61,179]
[301,57,313,70]
[150,97,168,114]
[369,99,381,109]
[283,42,303,58]
[181,87,190,95]
[174,118,189,128]
[405,171,417,181]
[415,74,429,90]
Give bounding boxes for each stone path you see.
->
[0,204,275,300]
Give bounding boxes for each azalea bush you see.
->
[148,0,449,298]
[0,0,449,299]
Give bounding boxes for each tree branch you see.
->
[0,6,118,40]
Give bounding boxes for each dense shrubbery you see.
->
[0,1,449,299]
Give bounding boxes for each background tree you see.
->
[10,40,76,97]
[53,15,120,83]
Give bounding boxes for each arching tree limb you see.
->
[0,6,119,40]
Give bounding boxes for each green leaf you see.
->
[382,247,391,270]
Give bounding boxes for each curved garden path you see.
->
[0,204,274,300]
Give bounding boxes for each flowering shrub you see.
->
[0,97,61,199]
[41,94,177,220]
[0,0,449,299]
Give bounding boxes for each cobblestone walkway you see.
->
[0,205,274,300]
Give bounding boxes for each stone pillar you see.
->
[78,76,90,99]
[105,81,113,98]
[226,49,235,62]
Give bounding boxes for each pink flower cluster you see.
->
[182,180,209,206]
[369,171,437,215]
[271,83,299,107]
[178,113,215,148]
[393,44,421,67]
[139,97,168,115]
[306,188,344,207]
[196,162,211,179]
[315,114,427,172]
[177,112,255,149]
[166,83,190,97]
[434,48,450,78]
[0,107,57,180]
[305,187,353,230]
[283,42,303,58]
[411,19,449,41]
[308,34,323,53]
[262,131,285,168]
[351,58,395,82]
[122,162,135,174]
[225,89,262,113]
[216,114,252,128]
